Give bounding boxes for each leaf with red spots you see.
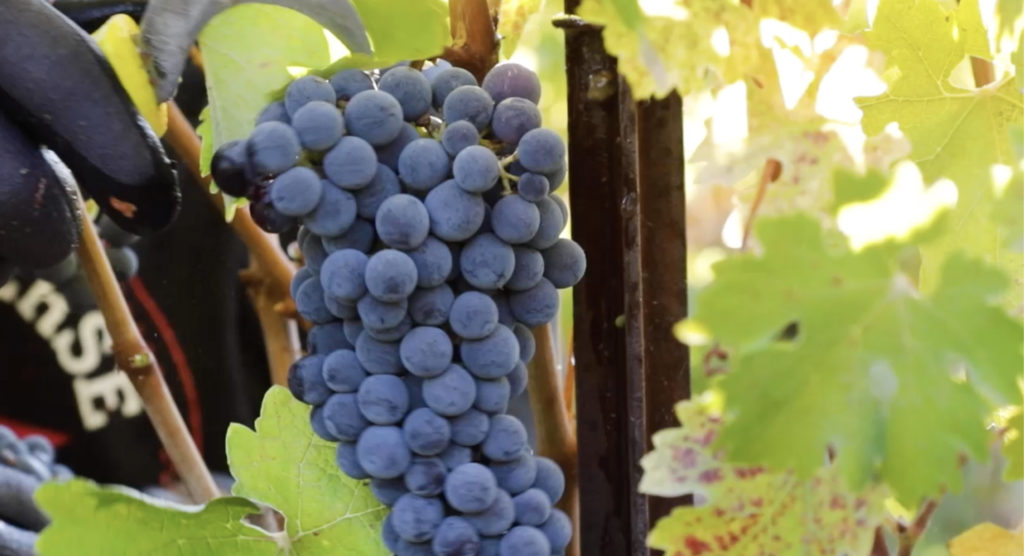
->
[642,399,886,555]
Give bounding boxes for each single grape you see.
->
[270,167,322,217]
[303,182,357,237]
[291,267,313,301]
[509,278,559,327]
[382,514,402,553]
[295,278,334,324]
[336,441,370,479]
[532,457,565,503]
[517,129,565,174]
[439,444,473,470]
[322,349,366,393]
[398,138,451,192]
[355,164,402,220]
[474,377,510,414]
[329,69,373,100]
[291,100,344,152]
[404,236,452,288]
[311,406,340,441]
[322,393,369,441]
[325,295,358,320]
[538,509,572,552]
[300,228,328,271]
[284,75,335,116]
[513,488,552,526]
[490,455,537,495]
[345,90,404,146]
[482,415,528,462]
[391,494,444,543]
[541,238,586,288]
[491,195,541,245]
[343,320,364,344]
[449,291,499,340]
[287,354,330,404]
[515,173,549,202]
[492,98,541,145]
[452,145,500,193]
[210,139,253,197]
[445,462,498,513]
[409,284,455,326]
[354,331,403,374]
[371,477,409,506]
[527,196,565,249]
[423,364,477,417]
[106,245,139,280]
[356,294,407,331]
[364,315,413,342]
[424,180,486,242]
[464,489,515,536]
[460,233,515,290]
[357,374,409,425]
[375,194,430,249]
[506,246,544,291]
[460,324,520,379]
[442,86,494,131]
[365,249,418,301]
[449,408,490,447]
[403,407,451,456]
[545,164,567,192]
[323,136,378,190]
[250,196,293,234]
[375,123,422,172]
[246,121,301,176]
[432,517,481,556]
[322,218,375,253]
[307,322,352,354]
[498,526,550,556]
[379,66,432,121]
[441,120,480,156]
[356,425,412,479]
[482,63,541,104]
[507,362,528,398]
[257,101,290,124]
[399,326,453,378]
[320,248,368,302]
[430,66,477,108]
[492,291,515,326]
[404,456,447,497]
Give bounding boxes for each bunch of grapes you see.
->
[214,60,584,556]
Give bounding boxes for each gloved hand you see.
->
[0,0,180,281]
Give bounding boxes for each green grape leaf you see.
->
[35,479,278,555]
[348,0,449,64]
[679,214,1024,504]
[226,386,387,554]
[857,0,1021,190]
[856,0,1024,308]
[1003,408,1023,480]
[577,0,760,99]
[643,400,885,555]
[498,0,542,57]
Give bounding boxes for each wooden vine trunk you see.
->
[560,4,690,554]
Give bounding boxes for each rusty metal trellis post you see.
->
[559,5,690,555]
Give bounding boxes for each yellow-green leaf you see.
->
[92,14,168,136]
[35,479,277,555]
[949,522,1024,556]
[498,0,542,57]
[226,386,388,554]
[643,400,885,556]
